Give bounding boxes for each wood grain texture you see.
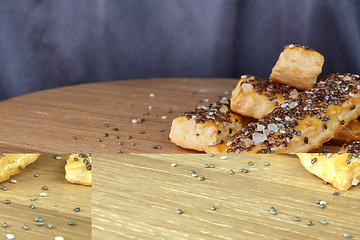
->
[0,78,341,153]
[92,154,360,240]
[0,154,91,240]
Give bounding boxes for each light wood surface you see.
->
[92,154,360,240]
[0,78,342,153]
[0,154,91,240]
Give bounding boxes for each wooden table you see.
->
[0,78,341,153]
[0,154,91,240]
[92,154,360,240]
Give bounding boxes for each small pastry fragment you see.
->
[231,75,299,119]
[206,73,360,154]
[296,153,360,191]
[0,154,42,182]
[335,116,360,141]
[65,154,92,186]
[339,140,360,153]
[270,43,324,90]
[169,98,253,152]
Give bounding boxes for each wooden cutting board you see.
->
[0,154,91,240]
[92,154,360,240]
[0,78,343,153]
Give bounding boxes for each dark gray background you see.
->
[0,0,359,101]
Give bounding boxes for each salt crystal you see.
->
[54,237,65,240]
[289,102,298,109]
[289,89,299,98]
[256,124,265,132]
[150,93,155,97]
[6,234,15,239]
[39,193,47,197]
[252,133,267,144]
[241,75,247,78]
[219,97,229,104]
[220,156,228,160]
[243,138,254,147]
[352,178,359,186]
[303,159,312,167]
[288,44,295,48]
[241,83,253,93]
[267,123,278,132]
[343,76,351,81]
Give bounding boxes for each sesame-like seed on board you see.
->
[37,222,45,226]
[293,216,300,221]
[68,221,77,226]
[4,199,10,204]
[210,206,216,211]
[333,190,340,195]
[306,220,313,226]
[343,233,352,238]
[176,209,183,214]
[320,220,328,225]
[3,222,8,227]
[47,222,53,229]
[170,163,177,167]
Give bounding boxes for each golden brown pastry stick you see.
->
[296,153,360,191]
[206,73,360,154]
[270,43,324,90]
[335,117,360,141]
[65,154,92,186]
[231,75,299,119]
[169,98,253,152]
[0,154,41,182]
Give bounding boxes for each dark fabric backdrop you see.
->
[0,0,359,101]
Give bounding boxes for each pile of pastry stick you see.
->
[170,43,360,191]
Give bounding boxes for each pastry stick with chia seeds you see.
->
[169,98,253,152]
[0,154,42,182]
[206,73,360,154]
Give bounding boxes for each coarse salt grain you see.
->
[132,119,137,123]
[150,93,155,97]
[161,116,167,119]
[170,163,177,167]
[54,237,64,240]
[352,178,359,186]
[39,193,47,197]
[220,156,228,160]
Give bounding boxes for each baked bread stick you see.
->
[296,153,360,191]
[270,43,324,90]
[0,154,41,182]
[169,98,253,152]
[206,73,360,154]
[65,154,92,186]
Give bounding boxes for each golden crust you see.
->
[0,154,41,182]
[65,154,92,186]
[335,117,360,141]
[169,98,253,152]
[296,153,360,191]
[231,75,298,119]
[270,44,324,90]
[206,73,360,154]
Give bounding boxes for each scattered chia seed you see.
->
[72,136,77,140]
[320,204,326,208]
[170,163,177,167]
[200,177,206,181]
[316,200,321,204]
[54,237,64,240]
[31,197,37,201]
[209,164,215,168]
[23,225,30,230]
[118,142,123,146]
[30,204,35,209]
[130,142,135,146]
[2,186,7,191]
[189,170,195,174]
[269,206,277,215]
[47,223,53,229]
[176,209,183,214]
[97,138,102,142]
[103,133,109,137]
[319,220,328,225]
[333,190,340,195]
[19,166,23,171]
[203,164,210,168]
[4,199,10,204]
[117,150,123,154]
[153,114,158,117]
[37,222,45,226]
[264,162,270,166]
[74,207,80,212]
[112,128,118,131]
[209,153,214,157]
[68,221,77,226]
[114,135,119,139]
[159,129,164,132]
[343,233,352,238]
[104,124,109,127]
[306,220,313,226]
[319,200,326,205]
[152,145,161,149]
[293,216,300,221]
[240,168,249,173]
[6,234,14,239]
[139,130,145,134]
[34,217,43,222]
[229,169,234,174]
[42,186,48,190]
[3,223,8,228]
[323,181,329,185]
[34,173,39,177]
[191,173,198,177]
[210,206,216,211]
[248,161,253,166]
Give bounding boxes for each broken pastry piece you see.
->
[206,73,360,154]
[0,154,42,182]
[169,98,253,152]
[65,154,92,186]
[339,140,360,153]
[296,153,360,191]
[231,75,300,119]
[270,43,324,90]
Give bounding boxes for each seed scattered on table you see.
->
[118,142,123,146]
[31,197,37,201]
[159,129,164,132]
[54,237,64,240]
[37,222,45,226]
[209,164,215,168]
[103,133,109,137]
[117,150,123,154]
[240,168,249,173]
[130,142,135,146]
[127,135,132,139]
[10,180,17,184]
[319,220,328,225]
[4,199,10,204]
[210,206,216,211]
[269,206,277,215]
[200,177,206,181]
[248,161,253,166]
[112,128,118,131]
[104,124,109,127]
[34,217,43,222]
[319,200,326,205]
[203,164,210,168]
[229,169,234,174]
[1,186,7,191]
[306,220,313,226]
[68,221,77,226]
[191,173,198,177]
[170,163,177,167]
[3,222,8,228]
[47,222,53,229]
[176,209,183,214]
[264,162,270,166]
[333,190,340,195]
[42,186,48,190]
[30,204,35,209]
[74,207,80,212]
[114,135,119,139]
[343,233,352,238]
[209,153,214,157]
[34,173,39,177]
[189,170,195,174]
[23,225,30,230]
[323,181,328,185]
[293,216,300,221]
[320,204,326,208]
[97,138,102,142]
[72,136,77,140]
